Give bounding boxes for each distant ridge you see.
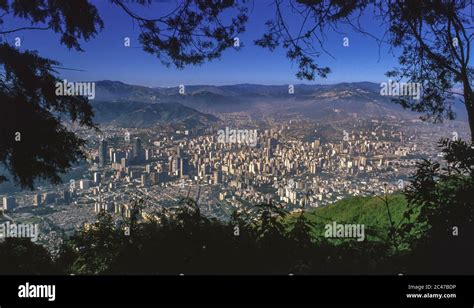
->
[91,100,218,128]
[92,80,468,121]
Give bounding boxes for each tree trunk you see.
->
[468,103,474,144]
[462,79,474,143]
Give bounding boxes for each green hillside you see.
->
[285,194,417,244]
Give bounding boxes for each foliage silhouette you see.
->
[402,138,474,274]
[0,238,58,274]
[49,196,409,275]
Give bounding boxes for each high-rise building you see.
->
[42,192,57,205]
[170,157,178,175]
[2,197,16,210]
[130,171,141,179]
[62,189,71,204]
[109,148,115,162]
[213,169,222,184]
[133,137,143,163]
[79,179,91,190]
[145,149,152,161]
[180,157,189,178]
[99,139,108,167]
[121,157,128,169]
[150,172,159,185]
[94,172,101,184]
[141,174,150,187]
[265,147,273,159]
[113,151,126,164]
[34,194,42,207]
[267,138,277,150]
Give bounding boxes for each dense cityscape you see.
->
[0,113,468,254]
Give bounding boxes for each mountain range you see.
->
[91,101,218,128]
[90,80,467,127]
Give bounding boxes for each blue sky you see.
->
[3,0,399,86]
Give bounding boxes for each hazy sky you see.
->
[5,0,399,86]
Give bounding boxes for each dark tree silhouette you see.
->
[52,196,406,275]
[256,0,474,141]
[403,139,474,274]
[0,238,58,274]
[64,211,125,274]
[0,44,97,188]
[0,0,247,188]
[0,0,103,188]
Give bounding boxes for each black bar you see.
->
[0,275,472,307]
